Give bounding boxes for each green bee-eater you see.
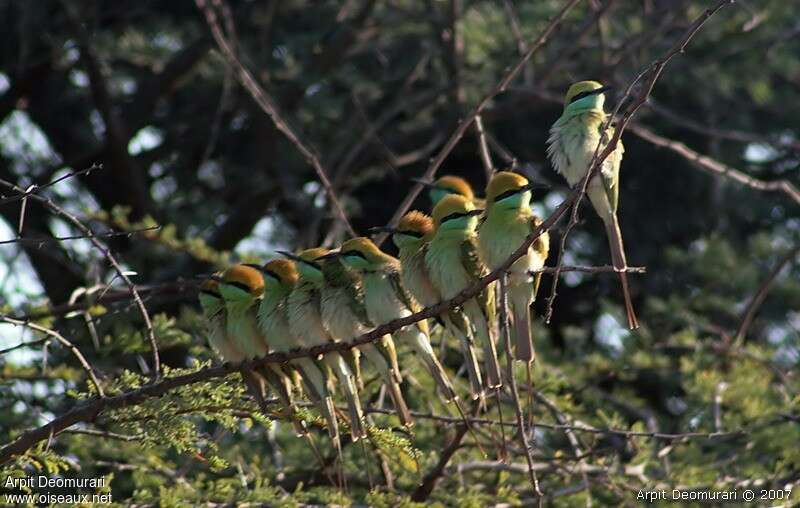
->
[372,211,484,399]
[255,259,340,444]
[478,171,550,363]
[426,194,502,389]
[313,251,413,427]
[281,248,367,442]
[414,174,486,208]
[337,237,459,402]
[546,80,639,329]
[217,264,307,436]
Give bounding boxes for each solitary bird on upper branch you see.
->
[478,171,550,363]
[216,264,307,436]
[426,195,503,389]
[547,80,639,329]
[256,259,340,445]
[372,211,484,399]
[282,248,368,442]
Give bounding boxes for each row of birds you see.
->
[197,81,638,450]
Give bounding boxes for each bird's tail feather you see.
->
[465,300,502,388]
[361,344,413,427]
[510,285,535,363]
[326,353,367,441]
[404,329,457,401]
[259,366,308,436]
[295,358,340,441]
[604,216,639,329]
[445,314,484,399]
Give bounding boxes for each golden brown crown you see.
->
[297,247,329,262]
[434,175,474,200]
[398,210,434,236]
[485,171,529,203]
[222,264,264,295]
[564,80,604,104]
[263,259,298,285]
[431,194,475,226]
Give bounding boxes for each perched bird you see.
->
[414,174,485,208]
[314,251,413,427]
[372,211,484,399]
[547,80,639,329]
[337,237,459,402]
[256,259,340,444]
[216,264,306,436]
[478,171,550,363]
[199,273,245,362]
[426,194,502,388]
[282,248,368,442]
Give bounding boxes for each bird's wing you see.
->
[600,123,623,214]
[345,275,372,326]
[461,237,494,321]
[389,271,429,336]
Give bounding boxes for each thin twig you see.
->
[629,124,800,206]
[1,316,105,397]
[375,0,582,247]
[0,226,162,246]
[734,244,800,343]
[499,275,542,497]
[196,0,357,238]
[474,115,495,181]
[0,175,161,381]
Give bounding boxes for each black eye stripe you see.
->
[263,269,280,280]
[493,188,524,202]
[397,230,424,238]
[342,250,368,260]
[569,87,608,104]
[200,289,221,299]
[441,211,476,223]
[226,281,252,292]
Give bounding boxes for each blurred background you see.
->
[1,0,798,505]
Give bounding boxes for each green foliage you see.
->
[1,0,798,505]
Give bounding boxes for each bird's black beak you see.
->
[522,181,550,192]
[277,250,303,262]
[466,209,484,217]
[208,274,224,283]
[315,251,340,261]
[591,85,613,96]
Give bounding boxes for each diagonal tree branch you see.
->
[196,0,357,239]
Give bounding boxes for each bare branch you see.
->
[629,124,800,206]
[735,244,800,343]
[376,0,582,246]
[196,0,357,238]
[1,316,105,397]
[0,175,161,381]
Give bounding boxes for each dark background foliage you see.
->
[1,0,798,505]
